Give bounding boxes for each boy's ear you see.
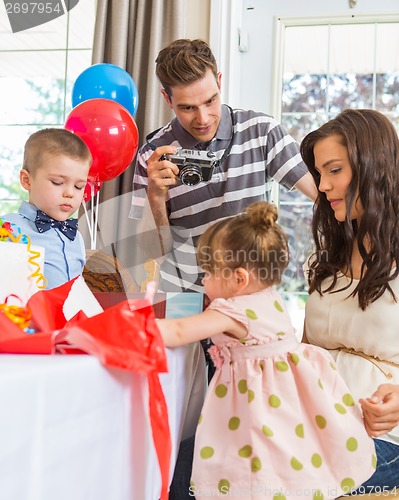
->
[20,169,32,191]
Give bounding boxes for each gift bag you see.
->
[0,277,171,500]
[59,299,171,500]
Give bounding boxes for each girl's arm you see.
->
[157,309,247,348]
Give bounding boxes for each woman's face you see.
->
[313,135,364,223]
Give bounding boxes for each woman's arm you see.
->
[301,322,309,343]
[359,384,399,437]
[157,309,247,348]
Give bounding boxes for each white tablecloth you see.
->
[0,343,206,500]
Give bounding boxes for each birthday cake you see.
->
[0,220,46,306]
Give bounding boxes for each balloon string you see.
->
[82,200,94,250]
[82,184,99,250]
[93,186,100,249]
[90,184,95,249]
[4,230,47,289]
[90,186,95,248]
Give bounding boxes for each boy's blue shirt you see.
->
[2,200,85,290]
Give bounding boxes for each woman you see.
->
[301,108,399,492]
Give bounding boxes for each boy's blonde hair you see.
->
[23,128,92,173]
[197,202,289,287]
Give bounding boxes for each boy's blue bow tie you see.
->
[35,210,78,241]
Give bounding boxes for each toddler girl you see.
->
[157,201,375,498]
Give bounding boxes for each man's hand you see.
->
[138,145,178,257]
[359,383,399,437]
[147,145,179,196]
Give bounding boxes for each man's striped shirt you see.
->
[130,105,308,292]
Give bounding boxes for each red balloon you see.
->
[65,98,139,182]
[83,181,103,202]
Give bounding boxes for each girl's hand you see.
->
[359,383,399,437]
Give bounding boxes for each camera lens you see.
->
[179,164,202,186]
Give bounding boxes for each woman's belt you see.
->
[337,347,399,379]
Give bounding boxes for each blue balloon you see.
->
[72,63,139,117]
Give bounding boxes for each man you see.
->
[130,38,317,293]
[130,39,318,499]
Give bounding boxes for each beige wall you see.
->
[185,0,210,41]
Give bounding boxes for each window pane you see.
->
[376,73,399,112]
[375,23,399,74]
[329,24,375,74]
[0,125,41,213]
[0,10,68,50]
[0,0,94,49]
[281,112,328,143]
[68,1,96,48]
[0,49,67,79]
[284,25,329,74]
[282,74,327,114]
[388,114,399,129]
[1,77,65,125]
[0,39,92,126]
[278,201,314,335]
[278,188,314,292]
[328,74,373,114]
[65,49,94,115]
[0,50,68,125]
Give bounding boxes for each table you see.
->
[0,343,206,500]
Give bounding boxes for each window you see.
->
[0,0,96,214]
[273,15,399,333]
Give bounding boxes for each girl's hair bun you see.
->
[246,201,278,229]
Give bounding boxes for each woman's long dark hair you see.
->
[300,109,399,310]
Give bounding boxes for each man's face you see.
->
[162,69,222,143]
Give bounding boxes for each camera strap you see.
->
[212,105,235,169]
[146,106,236,164]
[145,127,162,143]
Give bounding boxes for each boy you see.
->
[1,128,92,289]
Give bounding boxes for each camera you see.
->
[160,148,219,186]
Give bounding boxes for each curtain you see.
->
[80,0,185,272]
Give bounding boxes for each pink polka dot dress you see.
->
[190,288,376,499]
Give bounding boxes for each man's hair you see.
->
[155,39,218,96]
[23,128,92,173]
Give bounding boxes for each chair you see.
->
[83,249,159,294]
